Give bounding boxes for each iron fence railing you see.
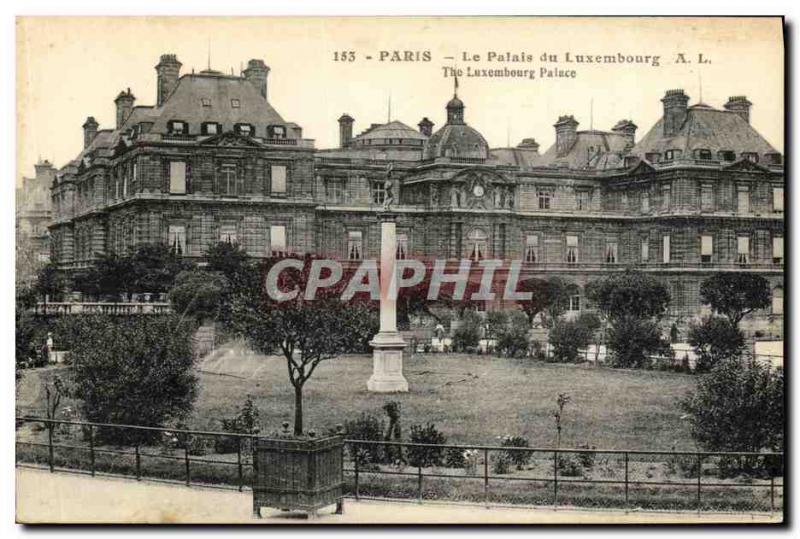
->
[15,417,783,513]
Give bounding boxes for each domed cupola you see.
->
[424,85,489,161]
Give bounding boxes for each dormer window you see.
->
[664,149,682,161]
[268,125,287,139]
[765,152,783,165]
[742,152,759,163]
[234,123,253,136]
[201,122,220,136]
[694,148,712,160]
[200,98,211,107]
[645,152,660,163]
[168,120,188,135]
[231,99,241,108]
[718,150,736,162]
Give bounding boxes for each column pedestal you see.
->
[367,212,409,393]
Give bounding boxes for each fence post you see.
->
[624,452,629,508]
[185,444,191,486]
[417,463,423,504]
[237,436,243,492]
[696,453,703,510]
[135,444,141,481]
[553,449,558,506]
[354,446,360,501]
[89,424,95,477]
[47,421,54,473]
[484,448,489,507]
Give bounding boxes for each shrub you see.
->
[215,398,261,453]
[491,452,511,475]
[499,435,531,469]
[69,315,197,445]
[494,311,531,358]
[407,423,447,468]
[607,316,671,368]
[665,451,700,478]
[681,359,783,455]
[344,413,385,466]
[549,318,594,363]
[444,447,466,469]
[688,316,745,373]
[576,444,596,470]
[452,311,482,353]
[557,454,583,476]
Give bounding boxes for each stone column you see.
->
[367,213,409,392]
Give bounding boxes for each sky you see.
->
[16,16,784,182]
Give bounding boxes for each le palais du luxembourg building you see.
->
[44,53,785,335]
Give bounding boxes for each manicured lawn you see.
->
[191,344,697,451]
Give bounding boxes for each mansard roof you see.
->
[148,72,288,134]
[632,104,779,158]
[539,130,630,170]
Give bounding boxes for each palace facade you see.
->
[47,53,785,335]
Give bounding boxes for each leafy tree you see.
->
[494,310,532,358]
[33,263,68,303]
[79,251,134,301]
[549,317,595,363]
[699,273,771,328]
[586,271,671,321]
[452,310,482,352]
[205,241,253,283]
[606,316,671,368]
[688,316,746,372]
[682,359,783,455]
[168,269,229,322]
[517,277,571,327]
[129,243,195,295]
[68,315,197,444]
[228,255,378,435]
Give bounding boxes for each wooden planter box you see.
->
[253,435,344,518]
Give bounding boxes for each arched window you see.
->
[467,228,488,261]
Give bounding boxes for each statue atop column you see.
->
[382,162,395,211]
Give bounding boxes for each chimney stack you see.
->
[418,117,434,137]
[155,54,182,106]
[612,119,638,148]
[661,89,689,137]
[243,59,270,99]
[338,114,354,148]
[82,116,99,149]
[517,138,540,153]
[724,96,752,124]
[114,88,136,129]
[554,115,579,157]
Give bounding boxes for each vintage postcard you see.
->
[14,16,785,525]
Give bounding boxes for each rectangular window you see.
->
[347,231,363,260]
[201,98,211,107]
[524,235,539,263]
[641,191,650,212]
[169,161,187,194]
[221,164,237,195]
[371,181,387,205]
[325,178,344,203]
[565,235,579,264]
[569,294,581,312]
[662,235,671,264]
[737,186,750,214]
[641,239,649,262]
[271,165,287,194]
[203,122,218,135]
[605,241,618,264]
[270,225,286,254]
[575,190,590,211]
[396,233,408,260]
[219,224,237,244]
[737,235,750,264]
[772,288,784,315]
[231,99,240,108]
[537,188,552,210]
[701,184,714,211]
[773,236,784,264]
[773,187,784,212]
[661,184,671,210]
[701,235,713,263]
[168,225,187,255]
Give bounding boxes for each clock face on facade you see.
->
[472,184,485,197]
